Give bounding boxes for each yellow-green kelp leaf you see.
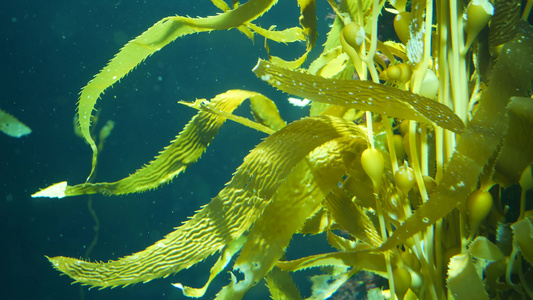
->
[468,236,504,262]
[249,93,287,131]
[0,108,31,138]
[252,59,465,133]
[322,186,382,247]
[32,90,268,198]
[265,267,303,300]
[379,22,533,252]
[308,267,358,300]
[511,217,533,265]
[493,97,533,187]
[447,253,489,300]
[216,134,368,299]
[297,0,317,47]
[77,0,279,180]
[277,251,387,277]
[47,116,365,289]
[247,23,306,44]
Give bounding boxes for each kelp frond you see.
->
[47,115,368,292]
[32,90,281,198]
[75,0,283,180]
[36,0,533,299]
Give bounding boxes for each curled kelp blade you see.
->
[0,108,31,138]
[252,59,464,133]
[217,135,368,299]
[32,90,272,198]
[76,0,280,180]
[47,116,367,289]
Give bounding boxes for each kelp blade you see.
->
[217,135,368,299]
[0,108,31,138]
[77,0,279,179]
[277,252,387,277]
[47,116,365,289]
[253,59,464,133]
[33,90,271,198]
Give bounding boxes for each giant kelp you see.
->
[34,0,533,299]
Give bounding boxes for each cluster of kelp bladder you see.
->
[33,0,533,299]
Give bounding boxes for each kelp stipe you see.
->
[34,0,533,299]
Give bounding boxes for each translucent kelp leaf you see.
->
[252,60,465,133]
[172,236,246,297]
[298,208,329,234]
[217,134,367,299]
[0,108,31,138]
[247,23,306,44]
[297,0,317,47]
[327,230,359,252]
[265,267,303,300]
[308,47,350,79]
[249,93,287,131]
[493,97,533,187]
[277,252,387,277]
[447,253,489,300]
[308,267,357,300]
[511,217,533,265]
[32,90,266,198]
[76,0,279,180]
[323,186,382,247]
[339,0,385,32]
[47,116,366,289]
[468,236,505,261]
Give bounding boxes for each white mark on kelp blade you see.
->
[31,181,68,199]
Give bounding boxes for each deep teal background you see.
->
[0,1,335,299]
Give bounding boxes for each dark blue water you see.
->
[0,1,336,299]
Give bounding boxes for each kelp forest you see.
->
[32,0,533,299]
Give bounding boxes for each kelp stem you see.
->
[362,0,384,150]
[435,127,444,183]
[401,183,441,298]
[407,119,442,298]
[420,126,429,176]
[383,115,399,173]
[360,0,381,82]
[436,0,452,182]
[409,121,429,203]
[448,0,469,122]
[374,191,396,299]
